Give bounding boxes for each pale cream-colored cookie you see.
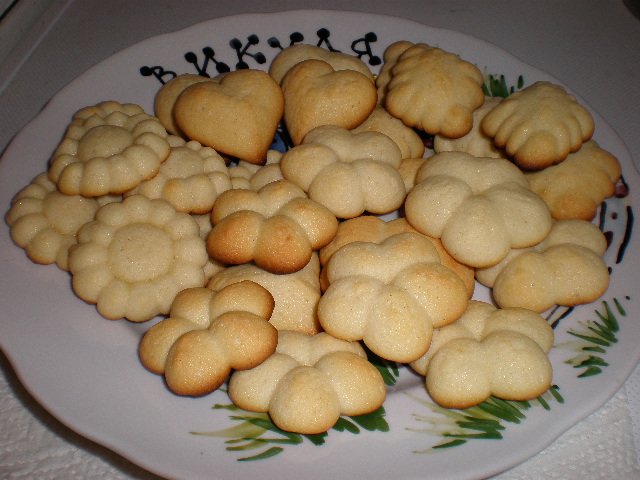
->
[139,281,277,396]
[404,151,552,268]
[191,213,226,281]
[319,232,469,362]
[174,69,284,164]
[352,106,426,159]
[269,43,374,85]
[413,300,553,409]
[228,150,284,190]
[476,219,608,288]
[207,179,338,274]
[6,173,100,270]
[280,125,405,218]
[228,330,386,434]
[397,157,428,193]
[491,239,610,313]
[434,96,505,158]
[280,59,377,145]
[154,73,212,136]
[375,40,414,105]
[126,135,231,214]
[379,41,485,138]
[48,101,171,196]
[207,253,322,335]
[318,216,474,297]
[481,81,595,169]
[68,194,208,322]
[525,140,621,220]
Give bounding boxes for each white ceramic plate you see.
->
[1,10,638,480]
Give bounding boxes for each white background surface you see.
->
[1,1,639,479]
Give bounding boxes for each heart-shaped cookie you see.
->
[281,59,377,145]
[174,69,284,165]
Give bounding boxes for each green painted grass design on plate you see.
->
[367,348,401,386]
[192,403,389,461]
[562,298,626,377]
[407,385,564,451]
[482,73,524,97]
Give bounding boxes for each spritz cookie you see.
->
[68,194,208,322]
[49,101,170,196]
[126,135,232,214]
[139,281,277,396]
[6,173,100,270]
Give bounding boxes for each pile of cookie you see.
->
[5,41,622,435]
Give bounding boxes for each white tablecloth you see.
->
[1,1,639,478]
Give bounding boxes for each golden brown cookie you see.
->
[281,59,377,145]
[481,81,595,169]
[525,140,621,220]
[174,69,284,164]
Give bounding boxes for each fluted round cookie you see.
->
[6,173,101,270]
[126,135,231,214]
[68,194,208,322]
[49,101,170,196]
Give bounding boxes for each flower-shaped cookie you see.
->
[49,101,170,197]
[352,106,426,159]
[174,69,284,164]
[481,81,595,169]
[412,300,554,409]
[405,151,552,268]
[269,43,374,85]
[318,216,475,297]
[525,140,622,220]
[280,125,406,218]
[139,280,277,396]
[208,253,322,335]
[207,179,338,274]
[378,41,485,138]
[68,194,208,322]
[482,220,610,312]
[318,232,469,363]
[126,136,232,214]
[5,173,100,270]
[228,330,386,434]
[434,96,505,159]
[280,59,377,145]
